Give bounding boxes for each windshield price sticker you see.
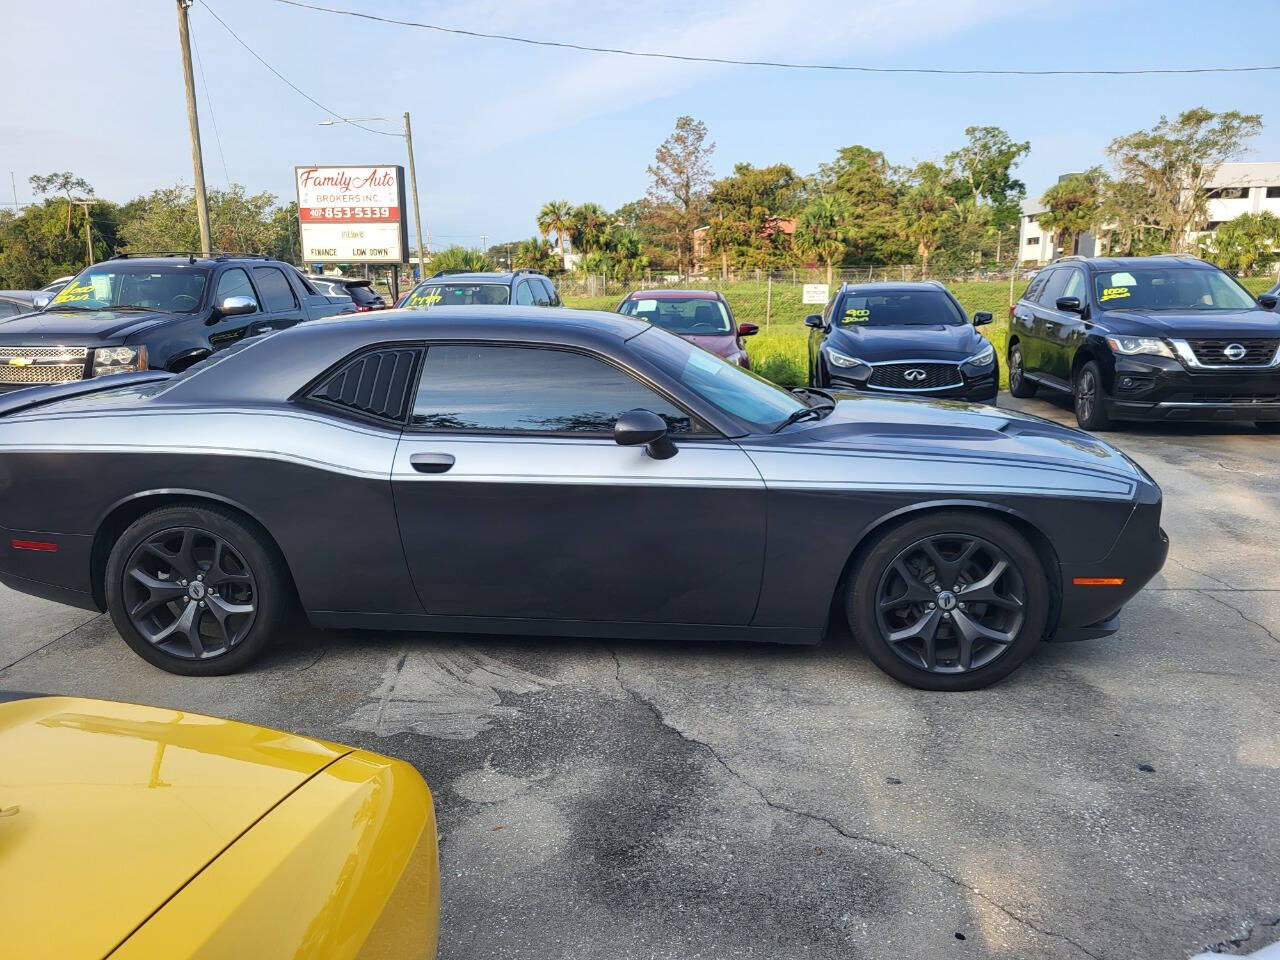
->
[844,308,871,322]
[52,280,96,304]
[1100,287,1131,302]
[408,291,443,307]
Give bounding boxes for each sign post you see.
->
[295,165,408,265]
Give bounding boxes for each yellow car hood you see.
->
[0,695,348,960]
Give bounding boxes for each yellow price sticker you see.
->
[1099,286,1131,302]
[843,308,871,322]
[408,292,443,307]
[52,280,96,304]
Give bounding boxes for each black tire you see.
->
[812,356,830,388]
[846,511,1049,691]
[1073,359,1113,431]
[105,504,291,675]
[1256,421,1280,433]
[1007,342,1036,398]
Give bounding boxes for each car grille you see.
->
[868,362,963,390]
[0,346,89,385]
[1186,338,1279,365]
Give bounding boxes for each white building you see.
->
[1018,161,1280,264]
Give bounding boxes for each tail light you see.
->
[355,305,373,312]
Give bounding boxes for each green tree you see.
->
[0,197,119,288]
[29,171,94,238]
[120,184,284,255]
[1107,107,1263,252]
[512,236,556,272]
[945,126,1029,216]
[646,116,715,276]
[816,145,905,263]
[707,162,802,271]
[1097,179,1167,256]
[794,194,852,285]
[1198,212,1280,275]
[1037,168,1106,259]
[897,163,957,277]
[428,245,494,273]
[536,200,574,262]
[570,202,611,253]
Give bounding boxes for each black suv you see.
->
[400,268,561,309]
[804,281,998,401]
[1008,255,1280,431]
[0,254,353,393]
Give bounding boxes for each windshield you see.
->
[619,296,732,335]
[629,326,805,432]
[836,290,965,327]
[405,282,510,308]
[49,263,210,313]
[1094,268,1257,312]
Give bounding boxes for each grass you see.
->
[564,274,1278,390]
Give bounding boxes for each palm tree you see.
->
[1038,167,1106,259]
[514,235,555,271]
[794,195,852,286]
[571,202,610,253]
[428,245,494,273]
[898,163,957,278]
[537,200,574,262]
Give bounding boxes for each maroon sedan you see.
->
[617,289,757,367]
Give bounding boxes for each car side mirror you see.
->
[614,408,677,460]
[33,294,51,310]
[1056,296,1082,313]
[973,311,993,326]
[804,313,824,328]
[1258,294,1278,309]
[737,322,759,337]
[215,295,257,319]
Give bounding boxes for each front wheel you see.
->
[811,356,830,388]
[847,511,1049,691]
[1073,360,1113,431]
[105,504,291,675]
[1007,343,1036,398]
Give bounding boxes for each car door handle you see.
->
[410,452,455,474]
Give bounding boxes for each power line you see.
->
[198,0,399,136]
[191,16,232,187]
[274,0,1280,77]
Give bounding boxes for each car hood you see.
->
[768,391,1142,485]
[682,332,740,358]
[0,307,175,343]
[1100,307,1280,338]
[0,695,348,960]
[826,322,986,361]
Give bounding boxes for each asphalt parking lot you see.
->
[2,393,1278,960]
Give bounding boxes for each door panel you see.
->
[391,435,766,624]
[251,265,305,335]
[1031,269,1071,388]
[1051,268,1088,384]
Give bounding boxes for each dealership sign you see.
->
[295,165,408,263]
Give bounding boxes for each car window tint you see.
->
[214,268,258,310]
[535,278,556,306]
[1021,271,1048,304]
[1061,269,1086,301]
[543,279,561,306]
[0,300,18,318]
[514,281,535,306]
[411,345,693,434]
[1040,269,1070,305]
[252,266,299,312]
[291,269,319,296]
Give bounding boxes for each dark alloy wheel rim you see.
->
[122,527,258,660]
[875,533,1026,674]
[1076,369,1097,423]
[1010,348,1023,389]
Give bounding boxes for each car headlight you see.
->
[92,345,148,377]
[1106,336,1174,359]
[823,347,871,378]
[960,342,995,375]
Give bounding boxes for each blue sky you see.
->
[7,0,1280,247]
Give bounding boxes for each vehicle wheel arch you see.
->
[824,500,1062,640]
[90,490,299,612]
[1072,344,1110,390]
[166,347,212,372]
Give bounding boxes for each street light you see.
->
[318,114,429,290]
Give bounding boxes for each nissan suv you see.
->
[0,254,352,393]
[1008,255,1280,431]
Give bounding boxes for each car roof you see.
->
[0,291,37,301]
[422,271,548,284]
[1053,254,1212,272]
[624,289,722,300]
[837,281,947,294]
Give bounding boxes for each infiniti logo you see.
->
[1223,342,1247,361]
[903,368,927,382]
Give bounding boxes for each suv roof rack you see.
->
[1052,255,1089,264]
[512,268,543,276]
[430,268,476,278]
[107,251,277,263]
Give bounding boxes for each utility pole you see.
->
[403,111,427,282]
[74,200,94,266]
[480,234,488,253]
[176,0,212,257]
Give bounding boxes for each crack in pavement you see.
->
[1203,914,1280,954]
[609,650,1106,960]
[1202,593,1280,647]
[1164,555,1236,590]
[0,612,105,675]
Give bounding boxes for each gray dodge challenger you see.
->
[0,307,1167,690]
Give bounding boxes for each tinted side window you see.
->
[1061,268,1086,301]
[253,266,299,312]
[1041,269,1071,306]
[411,345,693,434]
[1021,271,1048,304]
[0,300,19,318]
[514,281,535,306]
[541,279,561,307]
[533,278,554,306]
[309,348,420,422]
[214,268,258,310]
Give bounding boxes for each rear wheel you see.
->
[1073,360,1113,431]
[847,511,1049,691]
[105,505,290,675]
[1007,343,1036,398]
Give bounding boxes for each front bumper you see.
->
[1105,356,1280,421]
[1052,484,1168,641]
[829,369,999,402]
